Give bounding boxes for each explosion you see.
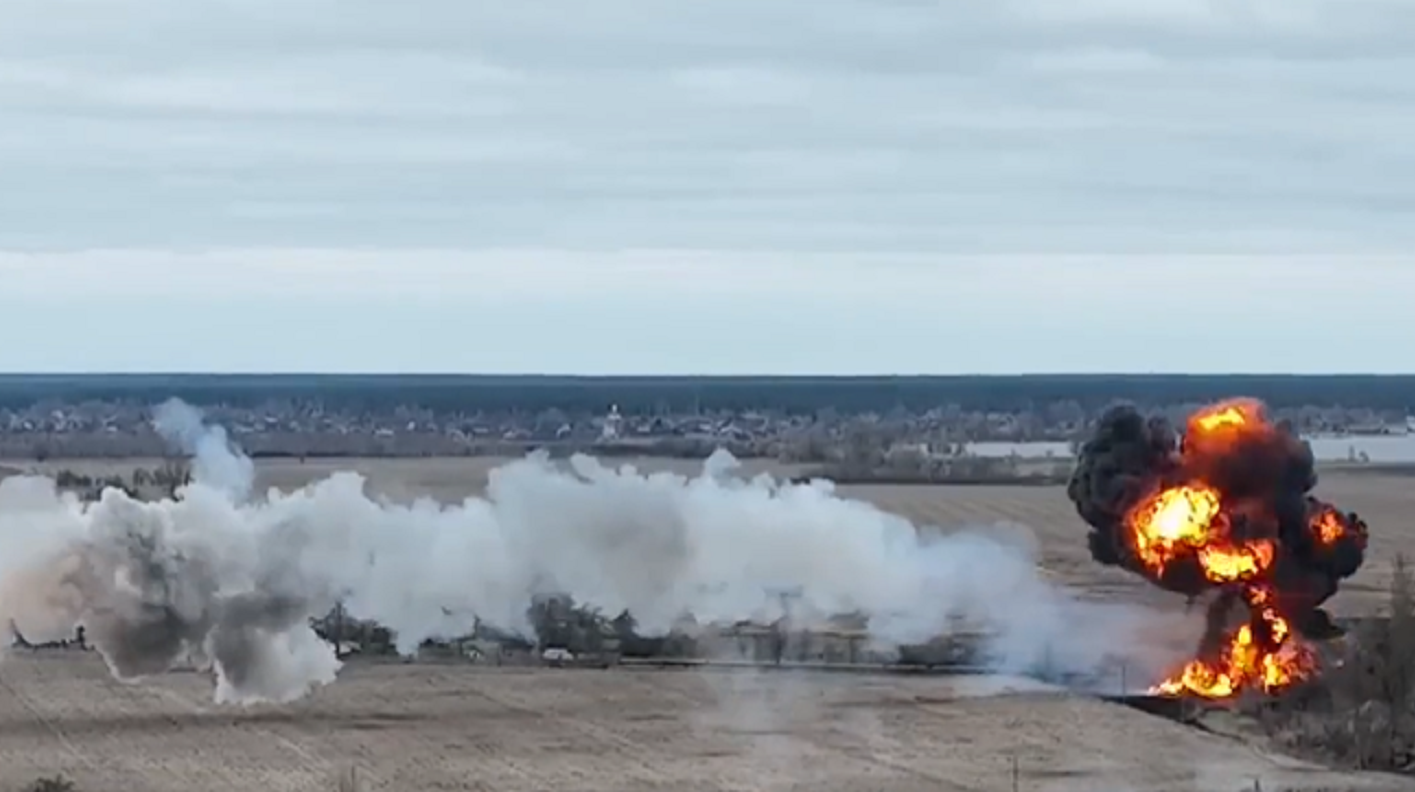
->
[1068,398,1369,700]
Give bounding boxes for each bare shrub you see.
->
[51,469,137,503]
[23,776,75,792]
[334,764,364,792]
[153,459,192,498]
[1255,554,1415,772]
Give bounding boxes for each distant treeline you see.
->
[1,373,1413,414]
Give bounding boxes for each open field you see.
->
[0,651,1403,792]
[1,456,1412,789]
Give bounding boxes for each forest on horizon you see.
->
[0,373,1410,414]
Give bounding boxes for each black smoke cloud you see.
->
[1066,401,1368,641]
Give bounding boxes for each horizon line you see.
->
[0,372,1413,379]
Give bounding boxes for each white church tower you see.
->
[600,404,622,440]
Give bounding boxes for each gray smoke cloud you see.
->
[0,400,1161,704]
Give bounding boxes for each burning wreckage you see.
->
[1068,398,1369,701]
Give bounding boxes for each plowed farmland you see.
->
[0,652,1399,791]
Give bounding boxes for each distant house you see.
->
[542,647,574,666]
[886,441,932,460]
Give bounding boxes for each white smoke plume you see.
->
[150,397,255,500]
[0,401,1153,704]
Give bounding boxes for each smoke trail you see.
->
[151,397,254,500]
[0,403,1156,703]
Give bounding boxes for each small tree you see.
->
[1261,553,1415,771]
[26,776,76,792]
[154,459,192,498]
[334,764,363,792]
[1386,554,1415,751]
[1331,553,1415,769]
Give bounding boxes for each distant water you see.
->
[967,441,1075,459]
[966,434,1415,463]
[1304,434,1415,463]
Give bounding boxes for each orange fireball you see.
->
[1188,398,1265,435]
[1198,540,1275,584]
[1191,402,1253,433]
[1125,483,1277,585]
[1076,398,1360,702]
[1133,401,1319,699]
[1184,398,1275,458]
[1126,485,1221,573]
[1312,510,1345,545]
[1307,501,1368,550]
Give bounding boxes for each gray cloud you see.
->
[1,2,1410,373]
[2,0,1412,252]
[0,252,1408,373]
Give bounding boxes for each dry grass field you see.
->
[1,456,1411,790]
[0,652,1400,792]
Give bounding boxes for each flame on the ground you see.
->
[1152,587,1316,699]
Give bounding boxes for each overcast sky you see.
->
[2,0,1412,374]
